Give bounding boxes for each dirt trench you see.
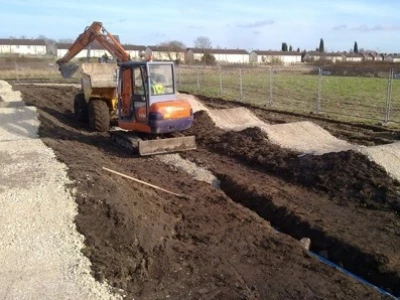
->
[181,108,400,295]
[14,84,398,299]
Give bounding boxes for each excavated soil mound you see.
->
[189,93,400,146]
[189,111,400,214]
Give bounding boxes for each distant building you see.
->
[145,45,185,61]
[56,39,147,61]
[302,52,347,63]
[185,48,249,64]
[123,45,146,60]
[345,53,363,62]
[56,41,111,59]
[249,50,302,65]
[0,38,47,55]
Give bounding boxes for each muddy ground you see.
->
[14,84,400,299]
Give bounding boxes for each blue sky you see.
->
[0,0,399,53]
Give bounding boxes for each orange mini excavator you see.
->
[56,21,196,155]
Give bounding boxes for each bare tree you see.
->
[159,40,186,62]
[37,35,57,55]
[58,38,74,43]
[193,36,212,49]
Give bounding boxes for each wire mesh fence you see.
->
[1,60,400,125]
[177,64,400,125]
[390,70,400,124]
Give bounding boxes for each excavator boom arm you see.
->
[56,21,130,66]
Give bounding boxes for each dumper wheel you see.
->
[88,100,110,132]
[73,93,88,122]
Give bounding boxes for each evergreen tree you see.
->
[289,45,293,52]
[319,38,324,52]
[354,41,358,53]
[281,42,288,52]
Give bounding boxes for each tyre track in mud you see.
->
[14,84,396,299]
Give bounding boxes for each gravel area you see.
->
[158,153,220,188]
[0,81,121,300]
[264,121,359,155]
[361,142,400,181]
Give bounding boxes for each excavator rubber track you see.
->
[109,129,196,156]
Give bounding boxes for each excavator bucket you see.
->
[59,63,80,79]
[138,136,197,156]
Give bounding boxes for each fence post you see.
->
[196,67,200,91]
[384,68,394,123]
[316,67,322,114]
[219,66,223,96]
[239,68,243,101]
[269,67,273,106]
[177,64,181,89]
[15,62,19,83]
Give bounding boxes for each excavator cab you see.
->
[117,61,193,134]
[112,61,195,155]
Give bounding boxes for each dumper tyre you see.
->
[88,100,110,132]
[73,93,88,122]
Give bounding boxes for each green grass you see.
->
[0,68,80,83]
[0,61,81,83]
[177,66,400,126]
[2,63,399,126]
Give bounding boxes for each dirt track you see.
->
[14,85,400,299]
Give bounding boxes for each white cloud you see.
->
[237,20,274,28]
[333,24,400,32]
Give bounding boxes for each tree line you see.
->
[281,39,363,54]
[10,34,368,57]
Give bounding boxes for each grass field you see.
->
[0,62,80,83]
[1,62,399,126]
[177,66,400,126]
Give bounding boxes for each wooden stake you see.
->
[102,167,185,198]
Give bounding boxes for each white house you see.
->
[249,50,302,65]
[213,49,249,64]
[145,45,185,61]
[369,52,384,61]
[392,55,400,63]
[57,42,146,61]
[0,38,47,55]
[303,52,347,63]
[123,44,146,60]
[56,43,91,59]
[185,48,249,64]
[56,40,117,60]
[345,53,363,62]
